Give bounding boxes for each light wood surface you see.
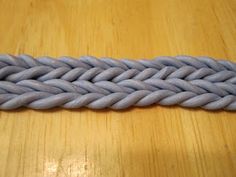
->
[0,0,236,176]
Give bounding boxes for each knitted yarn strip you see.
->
[0,54,236,110]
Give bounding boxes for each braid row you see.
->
[0,54,236,72]
[1,91,236,110]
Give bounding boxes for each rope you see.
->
[0,54,236,110]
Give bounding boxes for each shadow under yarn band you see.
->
[0,54,236,110]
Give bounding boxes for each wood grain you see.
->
[0,0,236,176]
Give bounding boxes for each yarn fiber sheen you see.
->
[0,54,236,111]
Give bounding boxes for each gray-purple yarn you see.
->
[0,54,236,110]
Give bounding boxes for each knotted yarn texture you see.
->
[0,54,236,110]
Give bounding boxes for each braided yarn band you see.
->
[0,54,236,110]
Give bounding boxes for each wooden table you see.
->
[0,0,236,176]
